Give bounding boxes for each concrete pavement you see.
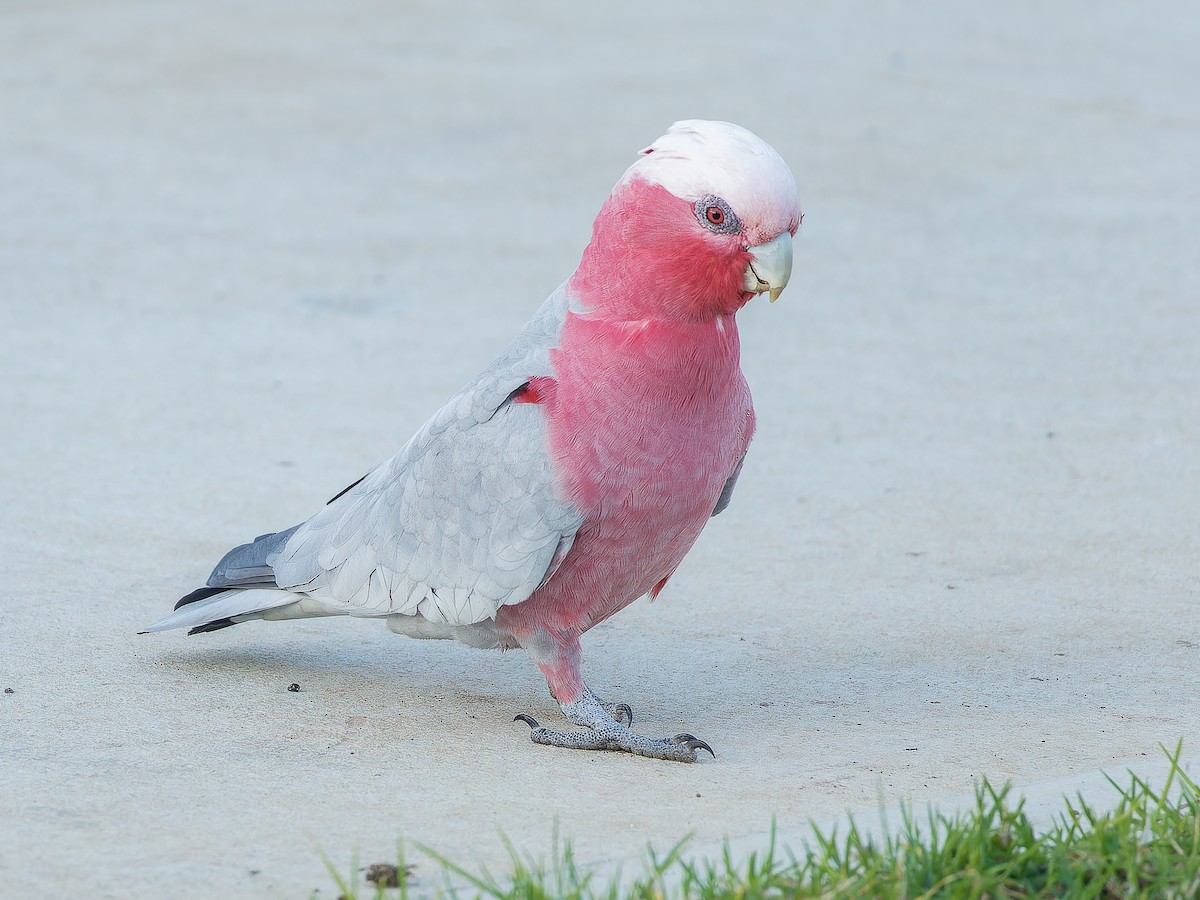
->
[1,1,1197,895]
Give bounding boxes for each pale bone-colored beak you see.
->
[742,232,793,302]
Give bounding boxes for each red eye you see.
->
[695,196,738,232]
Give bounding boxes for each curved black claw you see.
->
[514,713,540,729]
[614,703,634,726]
[673,733,715,757]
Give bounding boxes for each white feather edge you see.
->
[140,589,323,633]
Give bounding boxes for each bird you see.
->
[144,120,801,762]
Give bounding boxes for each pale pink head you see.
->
[570,120,802,323]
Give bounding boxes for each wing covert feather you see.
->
[269,288,583,626]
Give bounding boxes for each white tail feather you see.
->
[142,589,304,633]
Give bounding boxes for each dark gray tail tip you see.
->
[187,619,238,636]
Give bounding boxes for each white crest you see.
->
[622,120,800,238]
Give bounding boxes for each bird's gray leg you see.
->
[516,692,713,763]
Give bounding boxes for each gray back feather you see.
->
[206,525,302,588]
[711,452,746,517]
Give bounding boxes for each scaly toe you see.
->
[588,692,634,725]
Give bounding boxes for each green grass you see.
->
[322,742,1199,899]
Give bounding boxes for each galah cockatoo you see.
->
[146,120,801,762]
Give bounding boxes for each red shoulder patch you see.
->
[513,376,555,404]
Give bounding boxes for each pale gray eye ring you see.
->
[695,195,741,234]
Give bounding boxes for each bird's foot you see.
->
[514,694,713,763]
[515,715,712,762]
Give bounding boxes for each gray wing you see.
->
[258,286,583,626]
[711,452,747,517]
